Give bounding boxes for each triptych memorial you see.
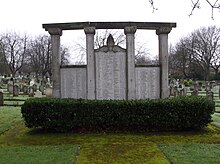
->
[43,22,176,100]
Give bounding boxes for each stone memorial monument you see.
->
[43,22,176,100]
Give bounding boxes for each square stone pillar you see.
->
[124,26,137,100]
[156,27,171,98]
[84,27,96,99]
[48,28,62,98]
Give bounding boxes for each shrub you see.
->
[183,80,189,87]
[21,97,215,132]
[188,79,193,85]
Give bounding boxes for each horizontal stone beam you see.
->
[43,22,176,31]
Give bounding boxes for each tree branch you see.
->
[148,0,158,12]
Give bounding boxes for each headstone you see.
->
[23,85,28,95]
[33,84,37,92]
[179,88,184,96]
[8,84,13,95]
[0,78,3,86]
[206,91,213,101]
[13,85,19,96]
[0,90,3,106]
[29,86,34,97]
[169,85,174,96]
[45,87,52,97]
[174,87,178,97]
[206,82,211,91]
[219,85,220,99]
[19,84,23,92]
[34,90,42,98]
[39,85,44,95]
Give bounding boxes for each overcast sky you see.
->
[1,0,219,58]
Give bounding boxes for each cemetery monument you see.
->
[43,22,176,99]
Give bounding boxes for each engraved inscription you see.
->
[60,68,86,98]
[96,51,126,100]
[136,67,160,99]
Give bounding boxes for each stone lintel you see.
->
[84,26,96,34]
[156,27,172,35]
[47,28,62,36]
[43,22,176,30]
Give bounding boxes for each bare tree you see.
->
[135,43,153,65]
[191,26,220,80]
[148,0,220,18]
[27,35,51,77]
[189,0,220,19]
[0,48,10,75]
[170,26,220,80]
[0,32,28,77]
[27,35,70,78]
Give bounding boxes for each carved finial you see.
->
[107,34,115,47]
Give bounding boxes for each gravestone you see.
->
[39,85,44,95]
[0,90,3,106]
[34,90,42,98]
[169,85,174,96]
[29,86,34,97]
[45,87,52,97]
[23,85,28,95]
[206,91,213,101]
[13,85,19,96]
[33,84,37,92]
[206,82,211,91]
[174,87,178,97]
[19,84,23,92]
[0,78,3,86]
[8,84,13,95]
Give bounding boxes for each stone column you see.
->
[124,26,137,100]
[84,26,96,99]
[48,28,62,98]
[156,27,171,98]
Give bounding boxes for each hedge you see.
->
[21,96,215,132]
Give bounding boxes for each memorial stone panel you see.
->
[95,50,126,100]
[60,67,86,98]
[135,67,160,99]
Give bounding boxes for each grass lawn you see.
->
[159,144,220,163]
[0,106,22,134]
[0,145,78,164]
[0,106,220,163]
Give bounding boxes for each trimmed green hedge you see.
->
[21,97,215,132]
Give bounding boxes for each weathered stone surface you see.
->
[135,67,160,99]
[13,85,19,97]
[60,67,86,98]
[43,22,176,100]
[23,85,28,95]
[95,50,126,100]
[8,84,13,95]
[85,27,95,99]
[34,90,43,98]
[0,90,3,106]
[45,88,52,97]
